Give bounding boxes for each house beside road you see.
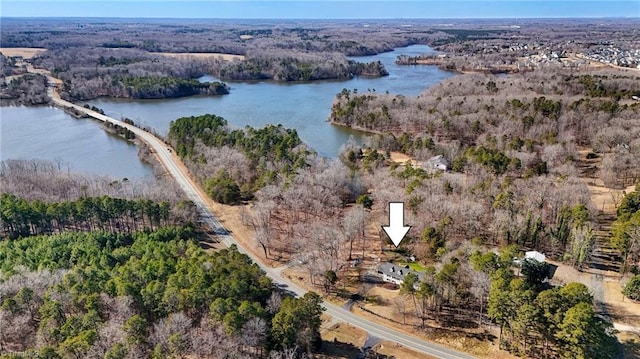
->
[377,262,422,285]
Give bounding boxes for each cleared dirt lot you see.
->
[604,279,640,328]
[319,322,367,358]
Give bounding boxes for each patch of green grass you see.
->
[396,261,427,272]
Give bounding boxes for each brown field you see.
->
[316,322,367,358]
[0,47,47,59]
[373,341,439,359]
[604,279,640,328]
[586,182,636,214]
[389,151,421,166]
[157,52,244,61]
[321,322,367,347]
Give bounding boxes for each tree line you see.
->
[0,193,190,240]
[117,76,228,99]
[0,18,444,56]
[484,256,617,358]
[0,159,200,236]
[212,51,388,81]
[0,227,325,358]
[611,185,640,274]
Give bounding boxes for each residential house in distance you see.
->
[514,250,557,281]
[426,155,449,171]
[513,250,546,266]
[377,262,422,286]
[525,250,546,263]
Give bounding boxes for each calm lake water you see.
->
[89,45,452,158]
[0,106,154,179]
[1,45,453,177]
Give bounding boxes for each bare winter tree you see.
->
[240,317,268,356]
[342,205,366,260]
[266,292,283,315]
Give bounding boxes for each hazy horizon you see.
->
[1,1,638,19]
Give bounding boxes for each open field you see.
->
[0,47,46,58]
[389,151,421,166]
[585,181,637,214]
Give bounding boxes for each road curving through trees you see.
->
[34,65,476,359]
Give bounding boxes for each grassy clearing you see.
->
[397,261,428,272]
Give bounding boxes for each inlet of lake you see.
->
[0,45,454,179]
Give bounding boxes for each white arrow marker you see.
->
[382,202,411,247]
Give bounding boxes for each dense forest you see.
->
[331,68,640,190]
[24,46,387,100]
[0,160,325,357]
[212,51,387,81]
[0,194,178,239]
[611,185,640,275]
[0,159,200,238]
[168,114,315,203]
[116,76,228,99]
[30,48,228,101]
[0,54,17,76]
[323,64,639,357]
[0,18,440,55]
[3,18,637,58]
[0,227,325,358]
[5,18,638,102]
[326,67,640,264]
[0,73,49,105]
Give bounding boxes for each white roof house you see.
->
[376,262,422,286]
[426,155,449,171]
[525,251,546,263]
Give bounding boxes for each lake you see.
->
[1,45,453,177]
[0,106,154,179]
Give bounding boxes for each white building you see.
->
[426,155,449,171]
[376,262,422,286]
[525,250,546,263]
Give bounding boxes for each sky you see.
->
[1,0,639,19]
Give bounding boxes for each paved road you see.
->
[43,73,475,359]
